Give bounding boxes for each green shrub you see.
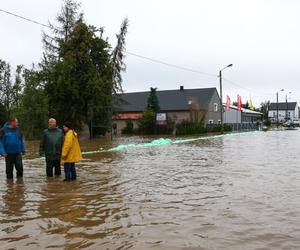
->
[138,109,156,134]
[122,120,134,134]
[263,119,271,127]
[176,121,207,135]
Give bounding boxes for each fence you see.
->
[206,123,259,131]
[227,123,258,131]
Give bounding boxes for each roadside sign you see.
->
[156,113,167,125]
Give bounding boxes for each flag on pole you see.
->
[237,95,242,112]
[226,95,231,111]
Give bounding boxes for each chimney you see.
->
[180,85,184,91]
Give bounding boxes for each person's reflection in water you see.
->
[38,177,87,227]
[2,178,26,218]
[37,165,123,248]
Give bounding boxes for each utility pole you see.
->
[285,92,292,122]
[219,64,233,134]
[277,92,279,128]
[286,94,288,122]
[219,70,223,133]
[276,89,284,128]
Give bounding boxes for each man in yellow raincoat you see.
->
[61,122,82,181]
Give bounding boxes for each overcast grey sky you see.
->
[1,0,300,106]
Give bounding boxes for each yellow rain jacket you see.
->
[61,130,83,164]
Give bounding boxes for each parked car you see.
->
[283,121,296,128]
[293,119,300,127]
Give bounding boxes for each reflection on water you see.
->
[0,131,300,249]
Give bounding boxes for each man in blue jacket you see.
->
[0,117,25,179]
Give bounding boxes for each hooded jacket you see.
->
[0,123,25,155]
[61,129,82,164]
[39,127,64,160]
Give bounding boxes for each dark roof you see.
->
[269,102,297,111]
[116,87,218,112]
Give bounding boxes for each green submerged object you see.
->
[81,131,258,154]
[33,131,259,159]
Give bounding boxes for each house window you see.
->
[209,120,214,125]
[214,103,218,112]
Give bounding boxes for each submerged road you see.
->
[0,130,299,249]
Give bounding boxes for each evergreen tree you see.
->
[43,0,82,61]
[138,109,156,134]
[243,101,249,109]
[0,60,23,117]
[260,101,270,119]
[0,60,12,115]
[147,87,160,113]
[138,87,161,134]
[45,21,114,130]
[0,0,129,137]
[0,103,6,126]
[17,67,49,139]
[111,18,129,94]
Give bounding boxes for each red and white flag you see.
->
[226,95,231,111]
[237,95,242,112]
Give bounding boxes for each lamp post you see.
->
[219,64,233,133]
[285,91,292,121]
[276,89,284,128]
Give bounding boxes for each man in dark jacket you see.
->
[39,118,64,177]
[0,117,25,179]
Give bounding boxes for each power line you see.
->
[0,7,217,78]
[0,7,272,97]
[222,77,274,96]
[0,8,50,28]
[126,51,217,77]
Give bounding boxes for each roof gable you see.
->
[116,88,218,112]
[269,102,297,111]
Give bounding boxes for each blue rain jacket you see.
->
[0,123,25,155]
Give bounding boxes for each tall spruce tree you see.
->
[45,21,115,130]
[43,0,82,60]
[40,0,128,135]
[147,87,160,113]
[111,18,129,94]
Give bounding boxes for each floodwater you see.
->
[0,131,300,250]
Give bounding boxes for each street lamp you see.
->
[276,89,284,128]
[219,64,233,133]
[285,91,292,121]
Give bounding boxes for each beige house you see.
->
[113,86,222,135]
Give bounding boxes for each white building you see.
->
[268,102,299,123]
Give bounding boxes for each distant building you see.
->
[268,102,299,123]
[223,105,263,125]
[113,86,221,134]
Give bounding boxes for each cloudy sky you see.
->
[1,0,300,106]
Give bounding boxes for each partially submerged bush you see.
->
[176,121,207,135]
[122,120,134,134]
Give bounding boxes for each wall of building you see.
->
[242,113,262,123]
[112,120,139,135]
[113,109,213,135]
[224,108,241,123]
[224,107,262,124]
[206,90,222,124]
[167,111,190,124]
[268,107,299,122]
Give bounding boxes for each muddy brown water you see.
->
[0,131,300,249]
